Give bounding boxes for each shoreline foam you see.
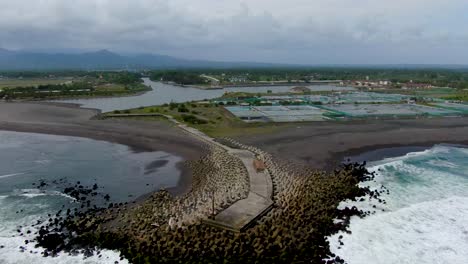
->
[328,145,468,264]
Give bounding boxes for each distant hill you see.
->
[0,49,277,70]
[1,49,467,71]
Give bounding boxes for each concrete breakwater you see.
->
[108,143,251,231]
[23,112,378,263]
[103,112,276,231]
[28,135,375,263]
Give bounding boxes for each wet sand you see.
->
[0,101,208,194]
[4,101,468,187]
[234,118,468,171]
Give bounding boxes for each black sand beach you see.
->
[3,101,468,189]
[0,102,208,194]
[234,118,468,170]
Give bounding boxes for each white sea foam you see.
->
[328,146,468,264]
[0,130,182,264]
[0,192,126,264]
[329,196,468,264]
[11,189,76,200]
[0,235,127,264]
[0,173,25,179]
[34,159,51,165]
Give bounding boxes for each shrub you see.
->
[181,114,207,124]
[178,106,189,113]
[169,102,178,110]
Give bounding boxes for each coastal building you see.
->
[402,83,433,89]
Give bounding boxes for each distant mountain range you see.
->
[1,48,467,71]
[0,49,278,70]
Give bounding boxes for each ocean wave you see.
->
[11,189,76,200]
[0,194,124,264]
[33,159,51,165]
[328,145,468,264]
[368,145,455,168]
[0,230,126,264]
[426,159,459,168]
[329,196,468,264]
[0,172,26,179]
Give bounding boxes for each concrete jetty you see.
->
[169,117,274,232]
[105,112,274,231]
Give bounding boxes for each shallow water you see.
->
[328,145,468,263]
[55,78,353,112]
[0,131,182,263]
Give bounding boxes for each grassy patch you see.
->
[377,87,458,98]
[117,102,291,138]
[0,78,73,89]
[1,82,150,100]
[441,91,468,102]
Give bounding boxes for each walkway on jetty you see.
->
[105,113,274,232]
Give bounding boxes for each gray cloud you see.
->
[0,0,467,64]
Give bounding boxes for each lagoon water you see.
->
[328,145,468,263]
[55,78,354,112]
[0,131,182,263]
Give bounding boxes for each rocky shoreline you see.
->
[18,138,382,263]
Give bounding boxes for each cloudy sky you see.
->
[1,0,468,64]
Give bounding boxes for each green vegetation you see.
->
[0,78,72,89]
[441,90,468,102]
[148,68,468,89]
[376,87,459,100]
[150,71,207,85]
[110,102,290,137]
[0,71,149,99]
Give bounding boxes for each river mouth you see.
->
[0,130,183,263]
[53,78,354,112]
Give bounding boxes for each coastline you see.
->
[4,101,468,179]
[235,118,468,171]
[5,101,467,262]
[0,101,208,196]
[326,143,468,264]
[342,143,468,165]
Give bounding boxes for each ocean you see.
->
[2,132,467,263]
[328,145,468,263]
[0,131,182,264]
